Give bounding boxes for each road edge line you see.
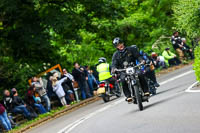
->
[185,81,200,93]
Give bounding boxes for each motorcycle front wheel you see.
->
[133,85,143,111]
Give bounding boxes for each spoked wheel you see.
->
[102,94,110,103]
[133,85,143,111]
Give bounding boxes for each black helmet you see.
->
[113,37,123,47]
[98,57,106,63]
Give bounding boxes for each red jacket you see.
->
[0,103,5,115]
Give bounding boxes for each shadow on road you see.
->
[155,83,188,96]
[99,97,120,105]
[144,92,184,110]
[155,86,178,96]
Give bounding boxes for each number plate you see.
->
[126,67,134,74]
[97,87,106,94]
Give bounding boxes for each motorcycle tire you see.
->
[133,85,143,111]
[102,94,110,103]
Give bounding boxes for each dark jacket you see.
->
[0,104,5,115]
[12,96,25,107]
[112,45,143,69]
[3,95,25,112]
[3,96,13,112]
[47,80,55,98]
[72,68,86,82]
[171,35,182,50]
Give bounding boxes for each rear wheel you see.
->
[133,85,143,111]
[102,94,110,103]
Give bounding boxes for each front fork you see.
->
[130,75,144,96]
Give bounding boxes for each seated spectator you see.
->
[3,89,32,120]
[32,77,51,112]
[151,52,167,69]
[26,86,47,114]
[51,75,68,107]
[0,103,12,131]
[181,38,194,59]
[162,48,181,66]
[62,69,76,104]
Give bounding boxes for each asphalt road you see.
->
[28,65,200,133]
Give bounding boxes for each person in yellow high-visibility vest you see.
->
[96,57,119,94]
[96,57,112,82]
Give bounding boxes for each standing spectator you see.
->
[84,66,95,96]
[62,69,75,93]
[83,66,92,97]
[0,104,12,131]
[87,70,98,95]
[3,89,32,120]
[72,62,91,100]
[51,75,68,106]
[171,31,184,62]
[32,77,51,112]
[90,66,99,84]
[26,86,47,114]
[162,48,181,66]
[62,69,76,104]
[46,75,60,102]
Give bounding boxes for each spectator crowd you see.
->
[0,31,194,132]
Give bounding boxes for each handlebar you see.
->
[114,63,144,73]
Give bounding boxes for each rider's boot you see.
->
[154,82,160,87]
[125,97,133,104]
[144,92,150,97]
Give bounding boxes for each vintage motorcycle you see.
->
[97,78,121,103]
[115,62,149,111]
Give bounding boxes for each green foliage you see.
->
[172,0,200,38]
[172,0,200,80]
[194,46,200,81]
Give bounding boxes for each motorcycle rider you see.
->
[111,37,149,103]
[96,57,118,92]
[139,50,160,87]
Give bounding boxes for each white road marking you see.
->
[58,70,194,133]
[185,81,200,92]
[159,70,194,85]
[58,98,124,133]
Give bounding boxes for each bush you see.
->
[194,46,200,81]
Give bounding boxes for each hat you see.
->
[11,88,17,92]
[151,52,157,57]
[181,38,186,41]
[165,47,170,50]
